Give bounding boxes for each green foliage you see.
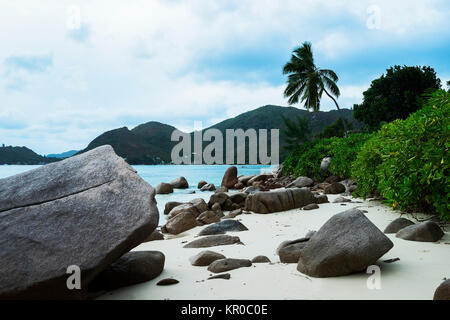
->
[354,65,441,131]
[283,133,372,181]
[281,115,311,150]
[352,90,449,220]
[317,117,354,139]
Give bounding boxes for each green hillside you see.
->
[0,146,59,165]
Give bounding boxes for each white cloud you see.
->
[0,0,448,154]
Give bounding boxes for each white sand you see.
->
[98,194,449,300]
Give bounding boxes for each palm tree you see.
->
[283,41,348,134]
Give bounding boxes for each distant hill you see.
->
[46,150,78,159]
[79,105,362,164]
[0,146,59,165]
[77,121,178,164]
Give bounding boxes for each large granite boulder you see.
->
[89,251,164,292]
[221,166,238,188]
[164,201,183,215]
[433,279,450,300]
[167,198,208,219]
[164,200,209,235]
[297,209,393,277]
[200,183,216,192]
[170,176,189,189]
[286,176,314,188]
[324,182,346,194]
[0,145,158,299]
[384,218,415,234]
[396,221,444,242]
[244,188,316,214]
[208,192,229,207]
[197,210,223,225]
[238,175,255,186]
[155,182,173,194]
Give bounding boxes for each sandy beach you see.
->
[98,193,450,300]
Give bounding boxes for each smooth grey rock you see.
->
[164,210,199,235]
[396,221,444,242]
[243,186,259,194]
[222,208,242,219]
[384,218,415,234]
[434,279,450,300]
[189,250,226,266]
[207,258,252,273]
[155,182,173,194]
[170,176,189,189]
[0,145,158,299]
[320,157,331,172]
[198,219,248,236]
[251,255,271,263]
[303,203,319,210]
[89,251,164,291]
[157,278,179,286]
[286,176,314,188]
[208,273,231,280]
[324,182,346,194]
[197,210,223,225]
[314,194,329,204]
[248,173,273,185]
[200,183,216,191]
[216,186,228,193]
[244,188,316,214]
[276,237,310,255]
[297,209,394,277]
[279,242,309,263]
[238,175,256,185]
[167,198,208,219]
[333,196,351,203]
[183,235,242,248]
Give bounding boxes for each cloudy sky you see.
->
[0,0,449,155]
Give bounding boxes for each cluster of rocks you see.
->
[155,176,189,194]
[161,190,250,235]
[0,146,164,299]
[384,218,444,242]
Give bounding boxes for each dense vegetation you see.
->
[353,90,449,220]
[354,65,441,131]
[0,146,58,165]
[283,89,449,221]
[283,133,372,181]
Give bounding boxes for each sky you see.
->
[0,0,449,155]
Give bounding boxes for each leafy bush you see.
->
[352,90,449,220]
[283,133,372,181]
[354,65,441,131]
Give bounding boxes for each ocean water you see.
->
[0,164,275,225]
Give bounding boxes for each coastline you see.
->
[98,193,450,300]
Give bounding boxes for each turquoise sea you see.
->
[0,164,275,225]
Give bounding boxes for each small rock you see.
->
[143,230,164,242]
[164,201,183,215]
[170,176,189,189]
[303,203,319,210]
[396,221,444,242]
[156,182,174,194]
[234,182,244,189]
[383,257,400,263]
[314,194,329,204]
[333,196,351,203]
[197,180,207,189]
[216,186,228,193]
[222,208,242,219]
[433,279,450,300]
[208,192,229,207]
[211,202,222,212]
[199,219,248,236]
[229,192,248,204]
[207,258,252,273]
[208,273,231,280]
[324,182,346,194]
[279,240,310,263]
[251,255,271,263]
[157,278,179,286]
[243,186,259,194]
[320,157,331,172]
[183,235,242,248]
[286,176,314,188]
[197,210,223,225]
[189,250,226,266]
[384,218,415,234]
[200,183,216,191]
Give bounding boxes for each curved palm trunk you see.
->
[323,88,348,137]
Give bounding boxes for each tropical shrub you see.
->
[352,90,449,220]
[354,65,441,131]
[283,133,372,181]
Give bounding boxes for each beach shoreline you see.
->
[98,193,450,300]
